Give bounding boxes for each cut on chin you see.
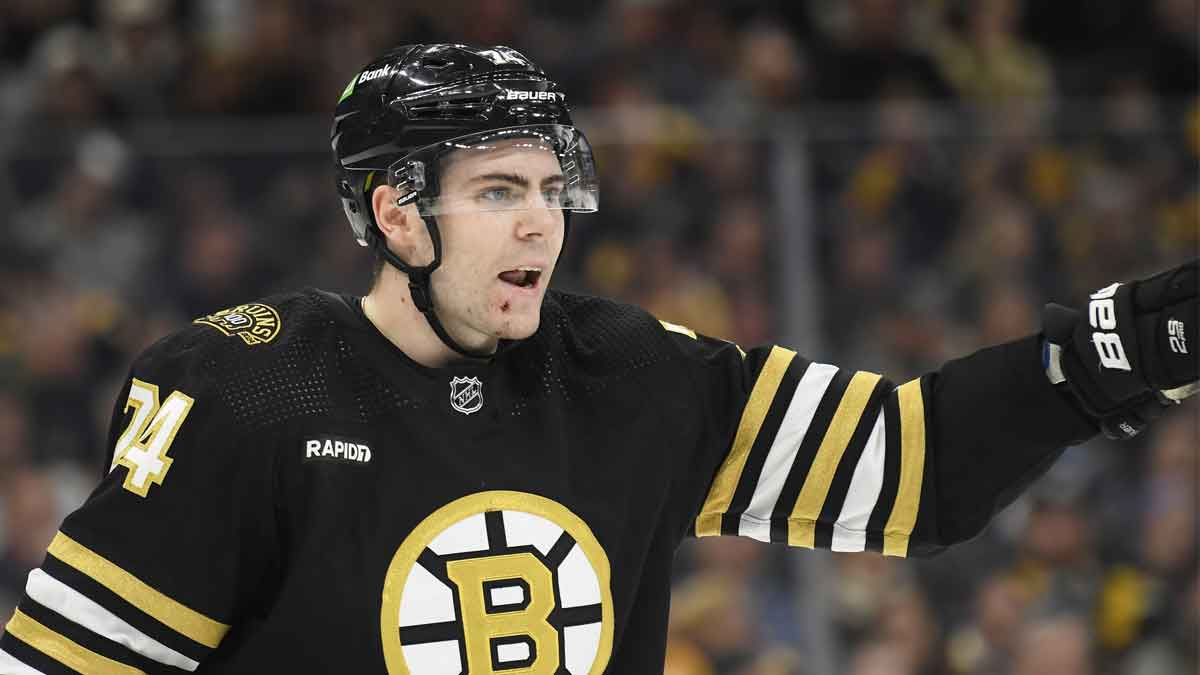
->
[487,288,545,337]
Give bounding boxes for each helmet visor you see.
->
[387,124,599,216]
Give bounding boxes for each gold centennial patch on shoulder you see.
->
[194,303,281,346]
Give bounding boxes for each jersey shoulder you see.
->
[540,289,735,361]
[541,290,678,359]
[129,289,346,431]
[134,289,324,373]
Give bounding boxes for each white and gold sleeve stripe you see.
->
[831,410,887,552]
[787,370,883,548]
[737,362,839,542]
[25,568,200,671]
[46,532,230,649]
[693,348,930,556]
[694,346,797,537]
[3,608,144,675]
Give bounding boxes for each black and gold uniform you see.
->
[1,288,1097,674]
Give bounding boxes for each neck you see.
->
[362,266,496,368]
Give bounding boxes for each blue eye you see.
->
[542,188,564,206]
[479,188,512,202]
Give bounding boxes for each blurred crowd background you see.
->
[0,0,1197,673]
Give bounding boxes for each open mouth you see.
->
[498,267,542,289]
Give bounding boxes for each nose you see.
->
[514,202,562,241]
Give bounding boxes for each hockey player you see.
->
[2,44,1196,674]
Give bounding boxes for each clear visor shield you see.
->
[388,124,599,217]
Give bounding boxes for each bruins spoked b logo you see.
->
[381,491,613,674]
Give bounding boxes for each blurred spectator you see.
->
[664,637,714,675]
[933,0,1054,102]
[1012,491,1101,615]
[12,279,107,466]
[20,25,119,127]
[838,87,961,268]
[13,130,154,299]
[157,167,271,315]
[669,570,765,673]
[713,20,808,117]
[180,0,323,115]
[1145,0,1200,96]
[0,469,58,607]
[945,573,1033,674]
[976,282,1038,344]
[810,0,953,101]
[97,0,183,116]
[706,200,774,345]
[1118,572,1197,675]
[0,391,30,483]
[0,1,83,65]
[847,640,916,675]
[875,586,940,673]
[636,235,736,340]
[1010,614,1095,675]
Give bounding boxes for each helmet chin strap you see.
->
[373,219,519,361]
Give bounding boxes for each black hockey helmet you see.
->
[330,44,598,358]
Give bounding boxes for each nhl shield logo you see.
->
[449,376,483,415]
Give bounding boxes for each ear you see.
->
[371,185,435,267]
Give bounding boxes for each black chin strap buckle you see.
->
[408,271,435,314]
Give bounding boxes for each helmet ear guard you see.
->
[339,163,424,247]
[336,174,373,247]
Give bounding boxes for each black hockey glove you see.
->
[1042,259,1198,440]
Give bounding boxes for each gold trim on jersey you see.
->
[4,608,145,675]
[883,379,927,557]
[194,302,281,346]
[695,346,796,536]
[658,320,697,340]
[46,532,230,649]
[658,318,746,358]
[787,371,883,548]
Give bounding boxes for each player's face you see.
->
[428,142,566,347]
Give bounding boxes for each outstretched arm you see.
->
[675,260,1197,557]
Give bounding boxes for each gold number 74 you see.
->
[111,378,195,497]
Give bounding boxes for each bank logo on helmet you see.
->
[359,64,394,84]
[380,491,614,674]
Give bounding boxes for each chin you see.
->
[495,323,540,341]
[492,313,541,341]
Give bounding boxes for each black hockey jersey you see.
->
[1,289,1097,674]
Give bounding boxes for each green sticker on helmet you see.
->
[338,75,356,104]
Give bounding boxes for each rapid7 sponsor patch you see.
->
[305,435,372,464]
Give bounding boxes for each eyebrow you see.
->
[467,172,565,188]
